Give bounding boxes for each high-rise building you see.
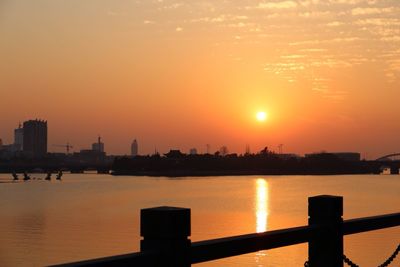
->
[23,119,48,157]
[14,123,24,151]
[131,139,138,156]
[92,136,105,153]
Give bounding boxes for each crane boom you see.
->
[53,143,73,154]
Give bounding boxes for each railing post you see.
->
[140,206,191,267]
[308,195,343,267]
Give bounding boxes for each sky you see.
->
[0,0,399,158]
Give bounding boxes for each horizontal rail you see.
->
[191,225,318,264]
[50,211,400,266]
[49,251,157,267]
[343,212,400,235]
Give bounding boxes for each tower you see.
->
[14,123,24,151]
[131,139,138,157]
[23,119,48,157]
[92,136,105,153]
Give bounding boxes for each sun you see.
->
[256,111,268,122]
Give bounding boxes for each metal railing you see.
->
[51,195,400,267]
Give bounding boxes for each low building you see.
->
[74,149,106,164]
[305,152,361,162]
[164,150,185,158]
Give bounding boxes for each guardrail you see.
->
[51,195,400,267]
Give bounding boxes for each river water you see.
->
[0,174,399,266]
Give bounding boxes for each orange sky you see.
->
[0,0,399,158]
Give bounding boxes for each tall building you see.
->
[131,139,138,156]
[92,136,105,153]
[23,119,48,157]
[14,123,24,151]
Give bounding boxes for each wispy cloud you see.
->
[351,7,394,16]
[257,1,298,9]
[135,0,400,92]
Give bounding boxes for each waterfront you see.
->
[0,174,399,266]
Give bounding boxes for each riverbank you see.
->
[111,169,378,177]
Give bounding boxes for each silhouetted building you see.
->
[189,148,197,155]
[14,124,24,151]
[1,143,21,153]
[165,150,185,158]
[0,138,21,158]
[76,149,106,163]
[92,136,105,153]
[305,152,360,162]
[131,139,138,156]
[23,119,47,157]
[278,153,301,159]
[333,152,361,162]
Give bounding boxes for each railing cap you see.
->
[309,195,343,218]
[141,206,191,238]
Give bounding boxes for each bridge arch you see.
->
[375,153,400,161]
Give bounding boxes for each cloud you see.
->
[351,7,394,16]
[258,1,298,9]
[326,21,344,27]
[355,18,400,26]
[107,11,119,16]
[380,36,400,42]
[327,0,364,4]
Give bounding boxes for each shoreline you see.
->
[111,169,379,177]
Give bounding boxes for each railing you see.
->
[51,195,400,267]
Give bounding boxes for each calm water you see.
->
[0,174,399,266]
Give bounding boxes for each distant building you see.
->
[305,152,361,162]
[333,152,361,162]
[164,150,185,158]
[0,137,22,158]
[1,143,23,154]
[131,139,138,156]
[278,153,301,159]
[14,124,24,151]
[189,148,197,155]
[23,119,47,157]
[92,136,105,153]
[76,149,106,163]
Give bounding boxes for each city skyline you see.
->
[0,118,390,159]
[1,1,399,158]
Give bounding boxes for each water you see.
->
[0,174,399,266]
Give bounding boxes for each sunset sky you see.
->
[0,0,399,158]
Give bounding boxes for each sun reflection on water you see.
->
[255,178,269,266]
[256,178,269,233]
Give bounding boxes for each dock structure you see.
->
[51,195,400,267]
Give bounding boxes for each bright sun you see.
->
[256,111,268,122]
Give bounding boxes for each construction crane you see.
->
[53,143,73,154]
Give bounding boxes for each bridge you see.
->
[0,162,112,174]
[373,153,400,175]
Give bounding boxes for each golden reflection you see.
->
[256,178,269,233]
